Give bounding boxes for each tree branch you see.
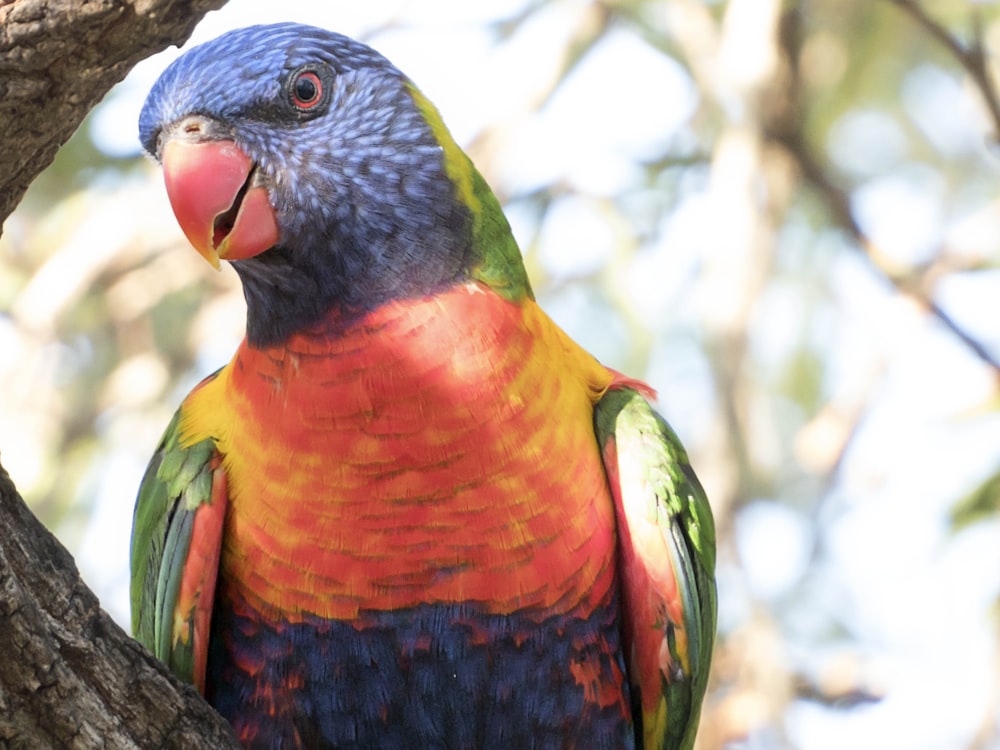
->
[0,0,229,228]
[765,1,1000,374]
[0,461,241,748]
[776,126,1000,373]
[888,0,1000,143]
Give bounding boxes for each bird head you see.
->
[139,23,528,346]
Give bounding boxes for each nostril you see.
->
[173,115,215,141]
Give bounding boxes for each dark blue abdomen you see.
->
[206,586,635,749]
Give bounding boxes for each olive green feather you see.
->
[129,404,217,682]
[594,387,717,750]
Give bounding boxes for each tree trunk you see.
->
[0,0,226,227]
[0,1,241,746]
[0,464,241,748]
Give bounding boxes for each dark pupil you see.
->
[295,76,317,103]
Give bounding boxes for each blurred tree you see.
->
[3,0,1000,748]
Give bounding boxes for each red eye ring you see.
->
[291,70,323,110]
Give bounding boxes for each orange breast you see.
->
[180,283,618,622]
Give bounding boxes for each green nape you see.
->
[407,84,533,302]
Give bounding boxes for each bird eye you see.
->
[286,66,330,116]
[293,72,321,107]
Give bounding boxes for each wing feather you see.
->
[595,386,717,750]
[130,400,227,693]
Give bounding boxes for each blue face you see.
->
[140,23,473,346]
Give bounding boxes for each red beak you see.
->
[161,139,279,269]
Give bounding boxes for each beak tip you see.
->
[203,246,222,270]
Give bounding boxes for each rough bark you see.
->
[0,465,241,749]
[0,0,228,226]
[0,1,241,746]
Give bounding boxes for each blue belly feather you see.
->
[206,586,636,749]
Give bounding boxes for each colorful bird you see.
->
[130,23,716,750]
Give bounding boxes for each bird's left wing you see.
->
[130,399,227,694]
[594,386,717,750]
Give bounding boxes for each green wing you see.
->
[130,401,227,693]
[594,386,717,750]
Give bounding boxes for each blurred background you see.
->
[3,0,1000,747]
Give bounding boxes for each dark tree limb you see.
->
[0,463,241,749]
[0,0,228,227]
[888,0,1000,143]
[0,0,241,746]
[777,126,1000,373]
[767,2,1000,375]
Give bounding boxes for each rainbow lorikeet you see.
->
[130,23,716,750]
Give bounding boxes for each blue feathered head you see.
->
[140,23,477,345]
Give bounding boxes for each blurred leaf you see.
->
[951,467,1000,531]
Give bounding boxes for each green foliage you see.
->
[951,467,1000,531]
